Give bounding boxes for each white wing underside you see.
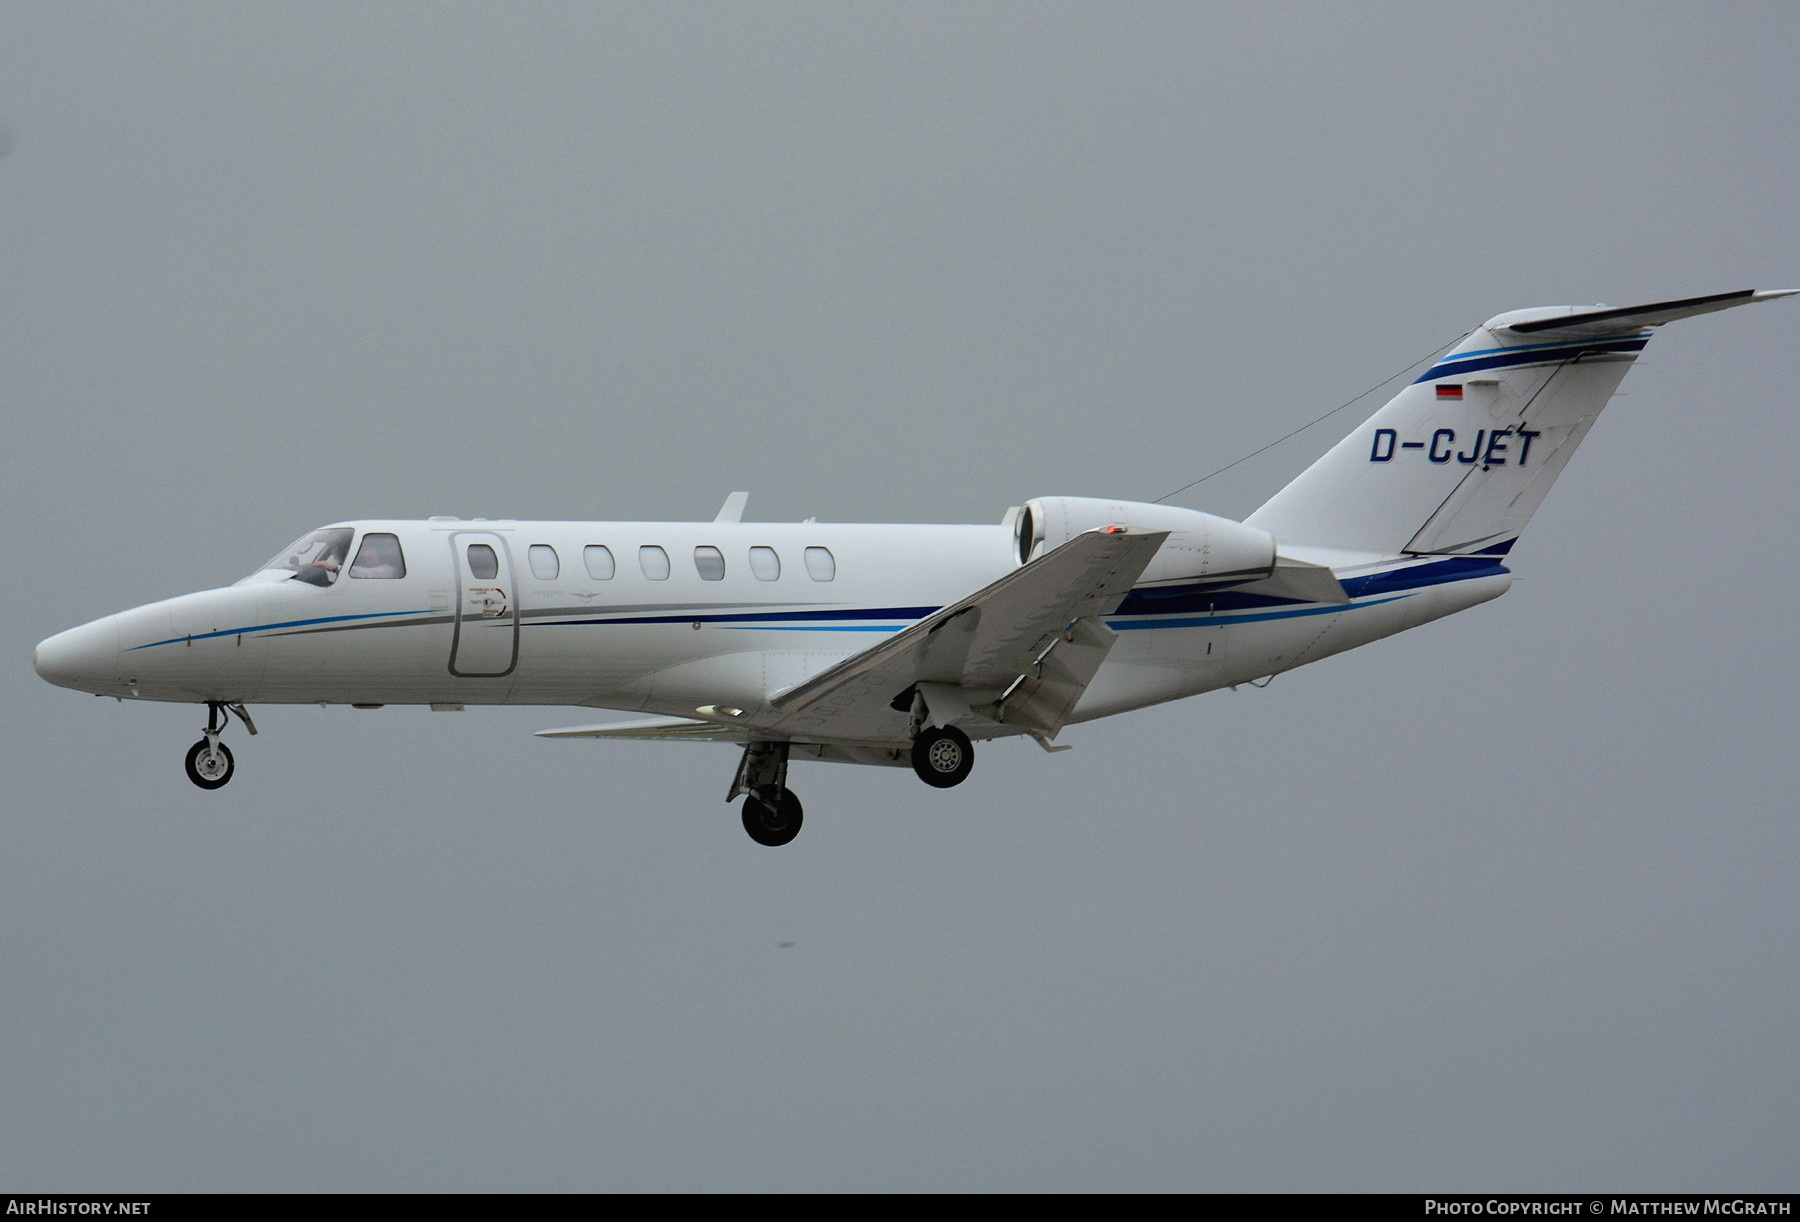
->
[538,715,751,742]
[538,528,1168,749]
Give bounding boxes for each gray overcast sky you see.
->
[3,2,1796,1192]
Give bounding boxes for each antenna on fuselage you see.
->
[714,491,749,523]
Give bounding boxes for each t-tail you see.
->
[1244,290,1797,558]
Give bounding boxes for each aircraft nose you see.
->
[34,619,122,693]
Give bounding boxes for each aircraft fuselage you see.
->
[35,515,1506,737]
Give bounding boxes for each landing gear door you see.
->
[449,532,519,678]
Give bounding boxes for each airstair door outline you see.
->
[449,532,519,678]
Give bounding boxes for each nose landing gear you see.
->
[183,701,256,791]
[184,738,234,789]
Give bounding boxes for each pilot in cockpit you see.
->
[311,537,350,582]
[282,529,353,587]
[348,532,406,579]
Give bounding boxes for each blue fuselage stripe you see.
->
[125,562,1507,649]
[1108,592,1413,630]
[720,624,905,632]
[533,605,938,629]
[130,609,437,650]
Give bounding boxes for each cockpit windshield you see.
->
[249,527,356,587]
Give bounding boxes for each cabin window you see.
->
[639,545,670,580]
[749,546,780,581]
[467,543,499,581]
[348,532,407,579]
[804,546,836,582]
[584,545,615,580]
[263,527,354,587]
[529,544,560,581]
[694,546,725,581]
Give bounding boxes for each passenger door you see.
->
[449,532,519,677]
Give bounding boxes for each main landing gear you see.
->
[727,721,979,847]
[731,741,803,847]
[184,701,257,791]
[742,788,804,847]
[906,688,976,790]
[911,724,974,789]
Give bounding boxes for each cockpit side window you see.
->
[349,533,407,579]
[260,527,355,587]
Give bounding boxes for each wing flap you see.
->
[765,528,1167,743]
[994,614,1117,733]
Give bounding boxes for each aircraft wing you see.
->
[536,715,751,742]
[762,528,1168,744]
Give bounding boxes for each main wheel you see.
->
[184,739,235,790]
[742,788,803,847]
[911,725,974,789]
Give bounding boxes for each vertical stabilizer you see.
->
[1244,290,1796,556]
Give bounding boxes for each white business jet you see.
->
[34,290,1794,845]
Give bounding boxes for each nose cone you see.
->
[34,618,122,694]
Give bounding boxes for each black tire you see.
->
[742,788,803,847]
[911,725,974,789]
[184,739,235,790]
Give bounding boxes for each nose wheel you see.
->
[183,701,255,790]
[185,738,235,789]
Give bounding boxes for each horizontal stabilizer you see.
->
[1499,289,1798,337]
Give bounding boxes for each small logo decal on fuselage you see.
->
[468,588,508,618]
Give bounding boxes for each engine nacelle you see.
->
[1015,496,1277,588]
